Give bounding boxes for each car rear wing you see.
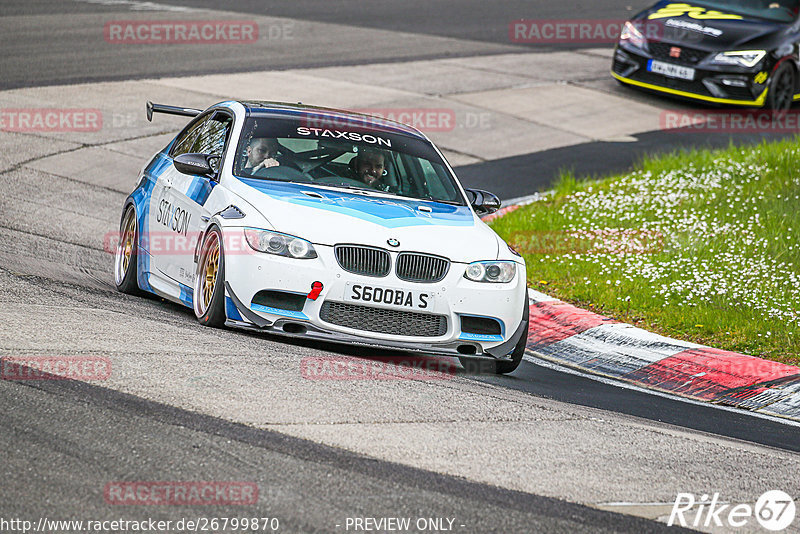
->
[146,101,203,122]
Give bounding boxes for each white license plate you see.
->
[345,283,434,312]
[647,60,695,81]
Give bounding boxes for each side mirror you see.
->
[464,188,501,215]
[174,153,219,178]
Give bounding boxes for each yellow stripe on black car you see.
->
[648,3,743,20]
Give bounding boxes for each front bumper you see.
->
[221,237,528,359]
[612,44,769,106]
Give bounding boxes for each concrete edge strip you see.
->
[481,206,800,423]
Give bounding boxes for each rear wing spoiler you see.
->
[146,101,203,122]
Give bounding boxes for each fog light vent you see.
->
[252,290,306,312]
[460,315,502,336]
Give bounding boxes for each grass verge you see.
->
[491,139,800,365]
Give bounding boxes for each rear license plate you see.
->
[647,59,695,81]
[345,283,434,311]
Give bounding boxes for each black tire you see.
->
[114,205,143,295]
[766,61,796,112]
[459,293,529,375]
[193,226,226,327]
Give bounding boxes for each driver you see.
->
[243,137,280,174]
[349,147,389,190]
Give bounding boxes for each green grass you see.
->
[492,138,800,365]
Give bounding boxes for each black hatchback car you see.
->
[613,0,800,109]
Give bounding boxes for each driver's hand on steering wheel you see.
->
[252,157,280,171]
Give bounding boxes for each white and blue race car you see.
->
[115,100,529,373]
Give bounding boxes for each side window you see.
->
[418,159,455,200]
[395,154,424,198]
[190,113,232,157]
[171,116,208,157]
[171,112,233,158]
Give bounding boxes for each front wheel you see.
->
[766,61,796,111]
[194,227,226,327]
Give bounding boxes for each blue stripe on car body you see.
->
[251,303,309,320]
[225,296,244,321]
[182,174,215,206]
[458,333,504,342]
[178,282,194,307]
[132,151,172,293]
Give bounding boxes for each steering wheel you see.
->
[279,145,348,174]
[252,165,309,181]
[314,176,366,187]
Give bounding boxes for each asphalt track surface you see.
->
[1,374,681,533]
[0,0,634,89]
[2,1,800,532]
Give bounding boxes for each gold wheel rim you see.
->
[202,236,220,310]
[121,211,135,274]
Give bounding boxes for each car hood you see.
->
[229,177,501,263]
[637,0,789,50]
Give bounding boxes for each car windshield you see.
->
[684,0,799,22]
[233,116,465,205]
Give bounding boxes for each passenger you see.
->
[349,147,388,189]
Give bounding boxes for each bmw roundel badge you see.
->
[387,238,400,247]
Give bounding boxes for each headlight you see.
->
[710,50,766,68]
[464,261,516,283]
[619,21,646,50]
[244,228,317,259]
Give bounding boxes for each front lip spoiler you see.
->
[224,282,509,360]
[611,70,770,106]
[484,305,528,358]
[225,281,272,328]
[225,317,498,358]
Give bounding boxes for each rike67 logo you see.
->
[668,490,796,531]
